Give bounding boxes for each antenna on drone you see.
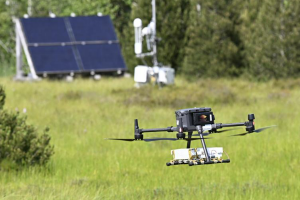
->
[133,0,175,88]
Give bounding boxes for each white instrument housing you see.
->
[134,66,175,85]
[134,65,150,83]
[133,18,143,54]
[171,147,223,160]
[158,67,175,84]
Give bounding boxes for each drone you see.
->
[108,107,275,166]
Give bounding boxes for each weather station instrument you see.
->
[133,0,175,87]
[107,107,275,166]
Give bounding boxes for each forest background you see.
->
[1,0,299,80]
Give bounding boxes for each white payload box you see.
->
[171,148,197,160]
[171,147,223,161]
[171,149,189,160]
[197,147,223,159]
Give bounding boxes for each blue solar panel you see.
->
[21,18,71,43]
[21,15,127,74]
[77,43,126,71]
[29,46,80,74]
[69,16,117,41]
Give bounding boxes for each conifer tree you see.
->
[243,0,300,79]
[182,0,245,78]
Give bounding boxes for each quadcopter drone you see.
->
[108,107,275,166]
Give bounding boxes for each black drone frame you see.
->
[133,114,255,163]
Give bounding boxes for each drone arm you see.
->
[140,126,177,133]
[216,122,245,128]
[214,114,255,133]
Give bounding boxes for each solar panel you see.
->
[21,18,70,44]
[20,15,127,75]
[29,46,80,73]
[69,16,117,41]
[77,43,126,71]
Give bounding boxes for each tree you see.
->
[243,0,300,79]
[0,86,5,110]
[182,0,245,79]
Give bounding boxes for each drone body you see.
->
[108,107,274,167]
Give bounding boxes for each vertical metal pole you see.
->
[15,22,23,79]
[196,125,211,162]
[152,0,158,66]
[15,19,39,79]
[28,0,32,16]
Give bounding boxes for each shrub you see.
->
[0,86,5,110]
[0,86,54,169]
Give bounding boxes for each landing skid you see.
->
[166,159,230,166]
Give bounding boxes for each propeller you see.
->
[230,125,276,137]
[106,137,212,142]
[144,137,212,142]
[106,138,136,141]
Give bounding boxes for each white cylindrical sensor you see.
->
[133,18,142,54]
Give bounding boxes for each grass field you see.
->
[0,77,299,199]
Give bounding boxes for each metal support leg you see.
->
[15,24,23,79]
[15,19,39,80]
[186,131,192,148]
[196,125,210,162]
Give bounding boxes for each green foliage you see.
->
[0,86,5,110]
[1,0,300,79]
[0,86,53,169]
[242,0,300,80]
[122,0,191,72]
[182,0,245,78]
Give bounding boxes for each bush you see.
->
[0,86,54,169]
[0,86,5,110]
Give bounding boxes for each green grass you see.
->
[0,77,299,199]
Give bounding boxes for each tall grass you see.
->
[0,62,15,77]
[0,77,299,199]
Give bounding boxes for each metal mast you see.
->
[28,0,32,16]
[151,0,158,66]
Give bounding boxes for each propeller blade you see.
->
[230,125,276,137]
[106,138,136,142]
[254,125,276,133]
[143,137,213,142]
[144,138,178,142]
[230,132,248,137]
[107,135,214,142]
